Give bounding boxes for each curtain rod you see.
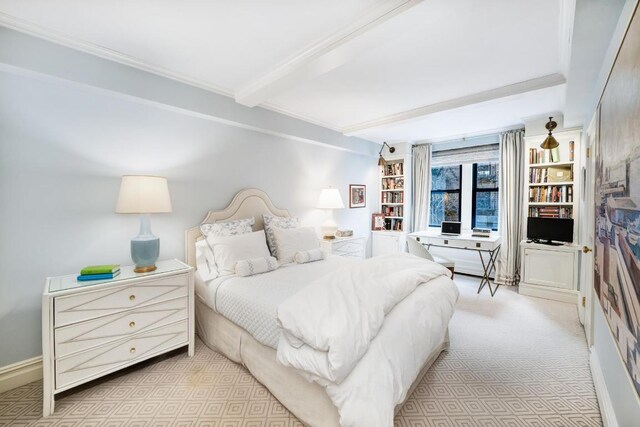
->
[412,128,524,148]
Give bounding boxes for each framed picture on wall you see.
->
[371,213,385,231]
[349,184,366,208]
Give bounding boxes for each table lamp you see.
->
[116,175,172,272]
[317,188,344,240]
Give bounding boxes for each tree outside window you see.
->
[429,165,462,227]
[472,162,499,230]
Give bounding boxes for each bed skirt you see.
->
[195,295,449,427]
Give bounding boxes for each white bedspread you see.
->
[276,253,453,384]
[327,274,457,426]
[195,257,355,348]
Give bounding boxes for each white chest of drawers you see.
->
[42,259,194,417]
[320,236,366,259]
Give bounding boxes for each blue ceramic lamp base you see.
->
[131,214,160,273]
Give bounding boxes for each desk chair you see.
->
[406,236,455,277]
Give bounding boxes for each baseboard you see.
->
[590,350,619,427]
[518,282,579,304]
[0,356,43,394]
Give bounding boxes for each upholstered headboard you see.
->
[184,188,290,267]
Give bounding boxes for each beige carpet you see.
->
[0,275,601,426]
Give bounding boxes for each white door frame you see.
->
[580,107,598,345]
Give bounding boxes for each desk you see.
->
[410,231,501,296]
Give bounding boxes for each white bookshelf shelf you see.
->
[529,161,574,168]
[528,182,573,187]
[528,202,574,206]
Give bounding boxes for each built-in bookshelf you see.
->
[380,160,406,231]
[523,129,581,237]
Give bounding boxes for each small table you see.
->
[319,235,366,259]
[410,231,502,296]
[42,259,194,417]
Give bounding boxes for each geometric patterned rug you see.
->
[0,275,602,426]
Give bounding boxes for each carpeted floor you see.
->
[0,275,601,427]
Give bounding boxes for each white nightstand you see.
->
[42,259,194,417]
[320,236,366,259]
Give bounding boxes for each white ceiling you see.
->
[0,0,613,143]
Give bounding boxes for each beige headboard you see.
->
[184,188,290,267]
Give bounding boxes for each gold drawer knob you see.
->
[129,295,136,301]
[130,347,136,354]
[129,321,136,328]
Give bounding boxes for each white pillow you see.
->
[263,214,300,257]
[200,217,254,238]
[272,227,319,264]
[208,230,271,276]
[235,256,279,277]
[195,239,217,281]
[294,248,325,264]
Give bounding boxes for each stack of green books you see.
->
[77,265,120,281]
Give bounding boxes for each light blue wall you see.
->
[0,29,379,366]
[593,304,640,424]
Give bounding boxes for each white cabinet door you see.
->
[372,234,400,257]
[523,248,575,290]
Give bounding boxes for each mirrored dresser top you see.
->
[48,259,190,293]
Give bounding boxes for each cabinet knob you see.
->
[582,246,593,254]
[129,321,136,328]
[129,294,136,301]
[130,347,136,354]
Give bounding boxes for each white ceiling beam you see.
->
[342,73,567,135]
[234,0,423,107]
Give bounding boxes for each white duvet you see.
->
[276,253,459,426]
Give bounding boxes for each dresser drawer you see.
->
[55,319,188,390]
[54,297,188,358]
[332,240,363,254]
[54,275,188,327]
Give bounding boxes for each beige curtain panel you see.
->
[496,129,525,286]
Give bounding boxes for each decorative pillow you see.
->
[195,239,217,280]
[263,214,300,257]
[208,230,271,276]
[200,217,255,238]
[235,256,279,277]
[294,248,324,264]
[272,226,319,264]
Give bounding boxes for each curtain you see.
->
[432,143,500,166]
[411,144,432,232]
[496,129,525,286]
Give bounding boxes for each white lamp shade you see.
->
[116,175,172,214]
[317,188,344,209]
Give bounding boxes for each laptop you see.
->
[440,221,462,236]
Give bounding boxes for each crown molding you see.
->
[260,101,343,133]
[342,73,567,135]
[0,12,368,136]
[234,0,424,107]
[0,12,233,97]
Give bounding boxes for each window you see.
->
[472,162,499,230]
[429,165,462,227]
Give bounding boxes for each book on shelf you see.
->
[529,166,572,183]
[382,162,404,177]
[569,140,575,161]
[529,206,573,219]
[384,217,404,231]
[381,191,404,203]
[382,205,403,217]
[381,177,404,190]
[528,185,573,203]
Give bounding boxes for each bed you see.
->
[185,188,458,427]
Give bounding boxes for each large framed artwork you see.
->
[594,6,640,397]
